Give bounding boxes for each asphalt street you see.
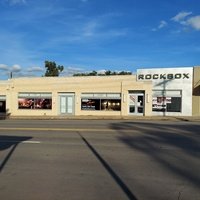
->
[0,119,200,200]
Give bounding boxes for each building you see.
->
[0,66,200,117]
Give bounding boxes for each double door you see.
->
[129,93,144,115]
[59,94,74,115]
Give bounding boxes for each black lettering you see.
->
[153,74,159,79]
[138,74,144,80]
[160,74,166,79]
[137,72,190,80]
[175,74,181,79]
[183,73,189,79]
[167,74,173,79]
[145,74,152,79]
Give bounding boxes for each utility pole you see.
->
[10,72,13,79]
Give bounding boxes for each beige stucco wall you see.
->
[0,81,8,94]
[1,75,152,117]
[193,66,200,116]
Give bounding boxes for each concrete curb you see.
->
[1,115,200,122]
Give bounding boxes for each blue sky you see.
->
[0,0,200,79]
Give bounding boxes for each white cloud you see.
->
[152,11,200,32]
[0,64,45,79]
[0,64,24,78]
[62,66,84,76]
[27,66,43,72]
[186,16,200,30]
[83,21,98,37]
[11,64,21,72]
[0,64,9,71]
[171,11,192,22]
[172,11,200,31]
[97,69,106,74]
[13,72,38,78]
[158,20,167,29]
[152,20,167,31]
[0,64,21,72]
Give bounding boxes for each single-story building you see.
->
[0,66,200,117]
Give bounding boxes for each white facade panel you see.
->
[137,67,193,116]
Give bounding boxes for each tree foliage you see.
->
[73,70,132,76]
[44,61,64,77]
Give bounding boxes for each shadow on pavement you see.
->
[110,121,200,188]
[77,131,138,200]
[0,135,32,173]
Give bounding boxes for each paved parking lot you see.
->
[0,119,200,200]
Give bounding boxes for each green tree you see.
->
[73,70,132,76]
[118,71,132,75]
[88,70,97,76]
[44,61,64,77]
[105,70,112,75]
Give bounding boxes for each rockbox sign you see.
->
[137,73,190,80]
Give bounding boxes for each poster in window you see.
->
[18,98,52,109]
[152,97,166,111]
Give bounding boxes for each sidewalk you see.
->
[1,114,200,122]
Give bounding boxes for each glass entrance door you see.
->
[59,94,74,115]
[129,93,144,115]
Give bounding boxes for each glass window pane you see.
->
[0,101,6,112]
[18,98,34,109]
[0,96,6,100]
[18,92,52,98]
[18,98,52,110]
[93,93,107,97]
[152,97,167,112]
[152,90,182,113]
[165,90,181,96]
[106,93,121,98]
[129,106,135,113]
[81,99,100,110]
[138,95,144,106]
[29,93,39,97]
[35,99,52,109]
[81,93,94,97]
[101,99,121,111]
[40,93,52,98]
[152,90,164,96]
[166,97,181,112]
[18,93,29,97]
[138,107,143,113]
[129,95,136,105]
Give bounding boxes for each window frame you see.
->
[81,93,121,111]
[18,92,52,110]
[152,90,182,113]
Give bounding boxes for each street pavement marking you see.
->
[0,127,132,132]
[0,140,41,144]
[22,141,41,144]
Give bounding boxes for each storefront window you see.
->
[81,93,121,111]
[81,99,100,110]
[152,90,181,112]
[0,95,6,113]
[0,101,6,112]
[166,97,181,112]
[101,99,121,111]
[18,93,52,110]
